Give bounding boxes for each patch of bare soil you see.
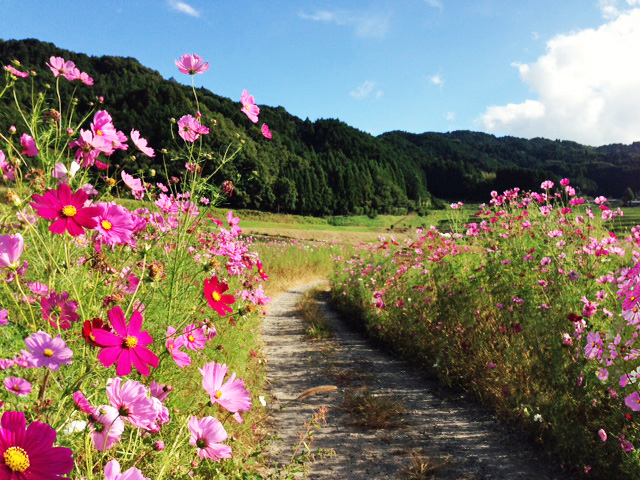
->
[262,282,575,480]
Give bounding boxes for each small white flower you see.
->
[259,395,267,407]
[62,420,87,435]
[533,414,543,423]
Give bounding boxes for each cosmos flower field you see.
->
[0,54,282,479]
[331,185,640,478]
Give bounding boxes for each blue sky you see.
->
[1,0,640,146]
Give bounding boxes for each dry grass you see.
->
[341,386,407,429]
[401,451,453,480]
[295,285,333,340]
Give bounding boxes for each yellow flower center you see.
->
[214,390,223,399]
[12,385,21,392]
[96,129,103,136]
[188,335,195,342]
[62,205,77,217]
[101,220,113,230]
[212,292,221,302]
[124,336,138,348]
[43,348,54,357]
[4,446,30,472]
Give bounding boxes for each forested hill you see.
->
[2,38,640,216]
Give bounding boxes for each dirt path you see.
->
[262,281,574,479]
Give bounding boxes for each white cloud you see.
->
[480,8,640,146]
[599,0,640,19]
[445,112,456,121]
[425,0,443,10]
[299,9,389,38]
[168,0,199,17]
[351,80,384,101]
[429,74,444,86]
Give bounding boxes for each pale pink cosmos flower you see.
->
[261,123,272,139]
[46,56,77,80]
[130,130,155,157]
[4,65,29,78]
[90,405,125,451]
[175,54,209,75]
[540,180,554,190]
[121,171,146,200]
[79,71,94,86]
[0,233,24,269]
[52,161,81,183]
[177,114,209,142]
[104,459,151,480]
[240,89,260,123]
[4,376,31,396]
[22,330,73,370]
[594,196,608,205]
[200,361,252,413]
[69,128,113,167]
[20,133,38,157]
[106,378,158,430]
[0,150,15,181]
[188,416,232,461]
[166,326,191,368]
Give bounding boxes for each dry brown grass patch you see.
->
[341,386,407,429]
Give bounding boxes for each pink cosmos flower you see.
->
[91,110,126,149]
[188,416,232,461]
[79,71,94,86]
[89,405,125,451]
[540,180,554,190]
[4,65,29,78]
[20,133,38,157]
[584,331,602,359]
[598,428,607,442]
[121,171,146,200]
[46,56,77,81]
[0,411,73,478]
[166,326,191,368]
[93,202,135,246]
[93,306,159,376]
[182,324,206,350]
[22,331,73,370]
[200,361,252,413]
[240,90,260,123]
[0,233,24,269]
[104,459,150,480]
[0,150,15,181]
[560,178,570,186]
[31,183,100,236]
[41,290,79,330]
[625,391,640,411]
[73,391,95,414]
[130,130,155,157]
[0,309,7,326]
[4,377,31,396]
[106,378,158,430]
[261,123,272,139]
[177,114,210,142]
[175,54,209,75]
[52,161,81,183]
[69,129,113,167]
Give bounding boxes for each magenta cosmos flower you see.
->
[23,330,73,370]
[175,54,209,75]
[177,114,209,142]
[41,290,79,330]
[240,90,260,123]
[0,411,73,478]
[200,361,252,413]
[130,130,155,157]
[0,233,24,269]
[203,276,235,316]
[261,123,272,139]
[93,306,159,376]
[31,183,100,236]
[188,416,232,461]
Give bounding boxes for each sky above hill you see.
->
[1,0,640,146]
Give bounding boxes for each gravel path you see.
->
[262,281,575,480]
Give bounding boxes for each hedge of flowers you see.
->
[0,54,274,479]
[331,182,640,478]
